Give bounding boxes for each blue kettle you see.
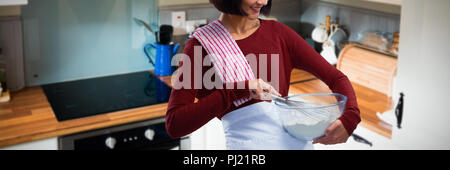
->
[144,43,180,76]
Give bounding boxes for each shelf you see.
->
[364,0,402,6]
[0,0,28,6]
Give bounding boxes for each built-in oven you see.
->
[58,117,190,150]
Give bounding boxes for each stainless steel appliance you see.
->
[43,69,186,150]
[58,117,190,150]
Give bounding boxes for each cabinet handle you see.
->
[395,93,404,129]
[351,134,372,147]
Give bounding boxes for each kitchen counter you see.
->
[0,71,171,148]
[0,86,168,148]
[0,69,313,148]
[0,68,389,148]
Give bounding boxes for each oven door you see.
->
[59,117,190,150]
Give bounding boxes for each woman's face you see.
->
[241,0,268,20]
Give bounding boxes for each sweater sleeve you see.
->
[165,38,250,139]
[280,23,361,135]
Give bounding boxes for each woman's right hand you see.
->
[248,79,281,101]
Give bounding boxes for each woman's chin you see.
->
[247,15,260,20]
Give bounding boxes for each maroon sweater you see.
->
[165,19,360,139]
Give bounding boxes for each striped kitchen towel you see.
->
[191,20,256,107]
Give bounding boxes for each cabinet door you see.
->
[389,0,450,150]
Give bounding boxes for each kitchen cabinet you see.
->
[0,0,27,6]
[384,0,450,149]
[324,0,450,150]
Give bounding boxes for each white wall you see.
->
[391,0,450,149]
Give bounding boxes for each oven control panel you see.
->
[59,118,181,150]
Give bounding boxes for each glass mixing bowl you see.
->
[274,93,347,141]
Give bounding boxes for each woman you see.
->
[165,0,360,150]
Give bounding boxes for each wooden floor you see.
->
[289,75,393,138]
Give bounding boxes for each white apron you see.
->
[191,21,312,150]
[222,101,314,150]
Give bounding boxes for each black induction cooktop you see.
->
[42,71,172,122]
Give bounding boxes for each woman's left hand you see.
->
[312,120,349,145]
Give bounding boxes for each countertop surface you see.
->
[0,71,171,148]
[0,69,391,148]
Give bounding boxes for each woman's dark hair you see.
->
[209,0,272,16]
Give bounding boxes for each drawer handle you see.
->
[351,134,372,147]
[395,93,405,129]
